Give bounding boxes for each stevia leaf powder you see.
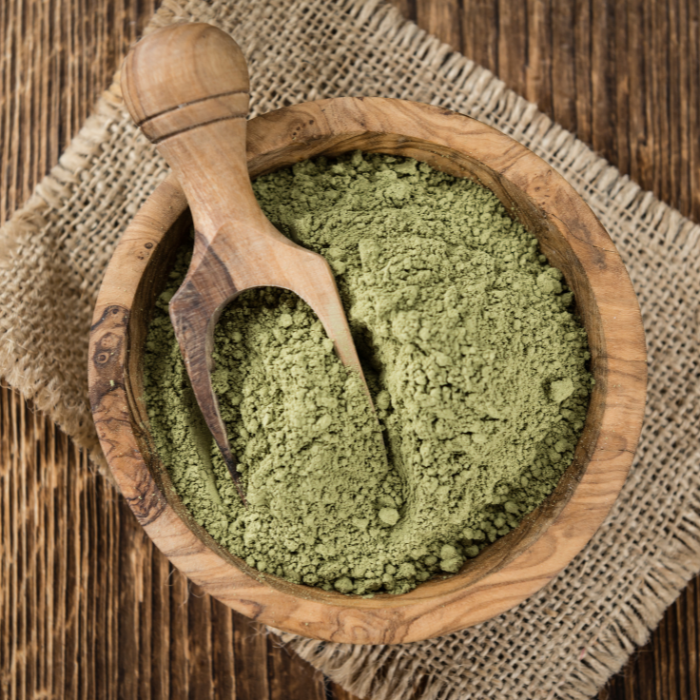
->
[143,152,592,596]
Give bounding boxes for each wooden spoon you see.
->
[122,23,371,500]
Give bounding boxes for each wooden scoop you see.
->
[122,23,371,500]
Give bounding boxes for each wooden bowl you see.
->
[88,97,646,644]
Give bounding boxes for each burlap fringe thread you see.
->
[1,0,699,698]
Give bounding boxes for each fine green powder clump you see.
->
[144,152,592,596]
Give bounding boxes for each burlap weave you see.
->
[1,0,699,697]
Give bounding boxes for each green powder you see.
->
[143,152,592,596]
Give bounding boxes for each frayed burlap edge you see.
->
[0,84,126,470]
[281,540,700,700]
[0,7,175,471]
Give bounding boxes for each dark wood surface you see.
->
[0,0,697,697]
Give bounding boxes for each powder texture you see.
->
[144,152,591,596]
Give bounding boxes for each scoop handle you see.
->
[122,23,250,143]
[121,23,266,255]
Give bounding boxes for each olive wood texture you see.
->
[121,24,371,495]
[88,95,647,645]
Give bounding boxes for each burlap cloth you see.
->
[2,0,699,697]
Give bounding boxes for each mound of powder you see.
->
[143,152,592,596]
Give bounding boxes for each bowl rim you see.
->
[88,96,647,644]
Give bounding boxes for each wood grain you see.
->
[0,0,698,696]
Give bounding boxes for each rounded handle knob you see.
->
[122,23,250,143]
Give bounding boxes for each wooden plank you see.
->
[210,598,237,700]
[573,0,593,146]
[232,611,270,700]
[28,409,41,700]
[498,0,529,97]
[611,0,631,179]
[45,417,59,699]
[187,584,215,700]
[460,0,499,75]
[94,469,115,700]
[169,568,190,698]
[0,389,8,698]
[550,0,577,133]
[17,374,27,699]
[138,523,154,700]
[117,497,142,699]
[78,449,90,700]
[151,552,172,700]
[86,441,97,700]
[64,431,80,698]
[525,0,553,116]
[688,578,700,700]
[267,635,326,700]
[625,0,649,194]
[415,0,461,52]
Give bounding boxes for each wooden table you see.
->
[1,1,698,698]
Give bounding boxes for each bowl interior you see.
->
[126,131,604,605]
